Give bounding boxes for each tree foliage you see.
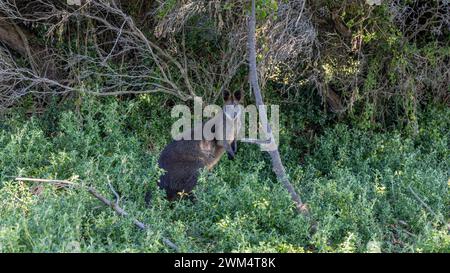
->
[0,0,447,125]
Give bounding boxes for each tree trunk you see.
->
[247,0,308,216]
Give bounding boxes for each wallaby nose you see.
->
[225,105,240,120]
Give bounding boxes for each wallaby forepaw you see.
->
[144,191,152,208]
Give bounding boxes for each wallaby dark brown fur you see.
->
[147,90,242,203]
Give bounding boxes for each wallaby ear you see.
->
[223,90,231,101]
[234,90,242,102]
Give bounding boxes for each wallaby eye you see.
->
[234,90,242,101]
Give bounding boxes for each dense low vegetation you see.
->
[0,94,448,253]
[0,0,448,253]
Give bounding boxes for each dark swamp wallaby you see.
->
[146,90,243,203]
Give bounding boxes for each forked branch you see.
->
[247,0,309,216]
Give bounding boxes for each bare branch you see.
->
[15,177,179,252]
[408,185,445,225]
[248,0,309,216]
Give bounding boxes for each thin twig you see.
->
[15,177,179,252]
[239,138,271,144]
[248,0,309,216]
[408,185,444,225]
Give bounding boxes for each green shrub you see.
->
[0,96,448,253]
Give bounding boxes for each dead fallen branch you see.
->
[408,185,445,226]
[247,0,308,217]
[15,177,179,252]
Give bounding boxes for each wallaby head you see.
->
[215,90,242,157]
[223,89,243,120]
[216,90,242,142]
